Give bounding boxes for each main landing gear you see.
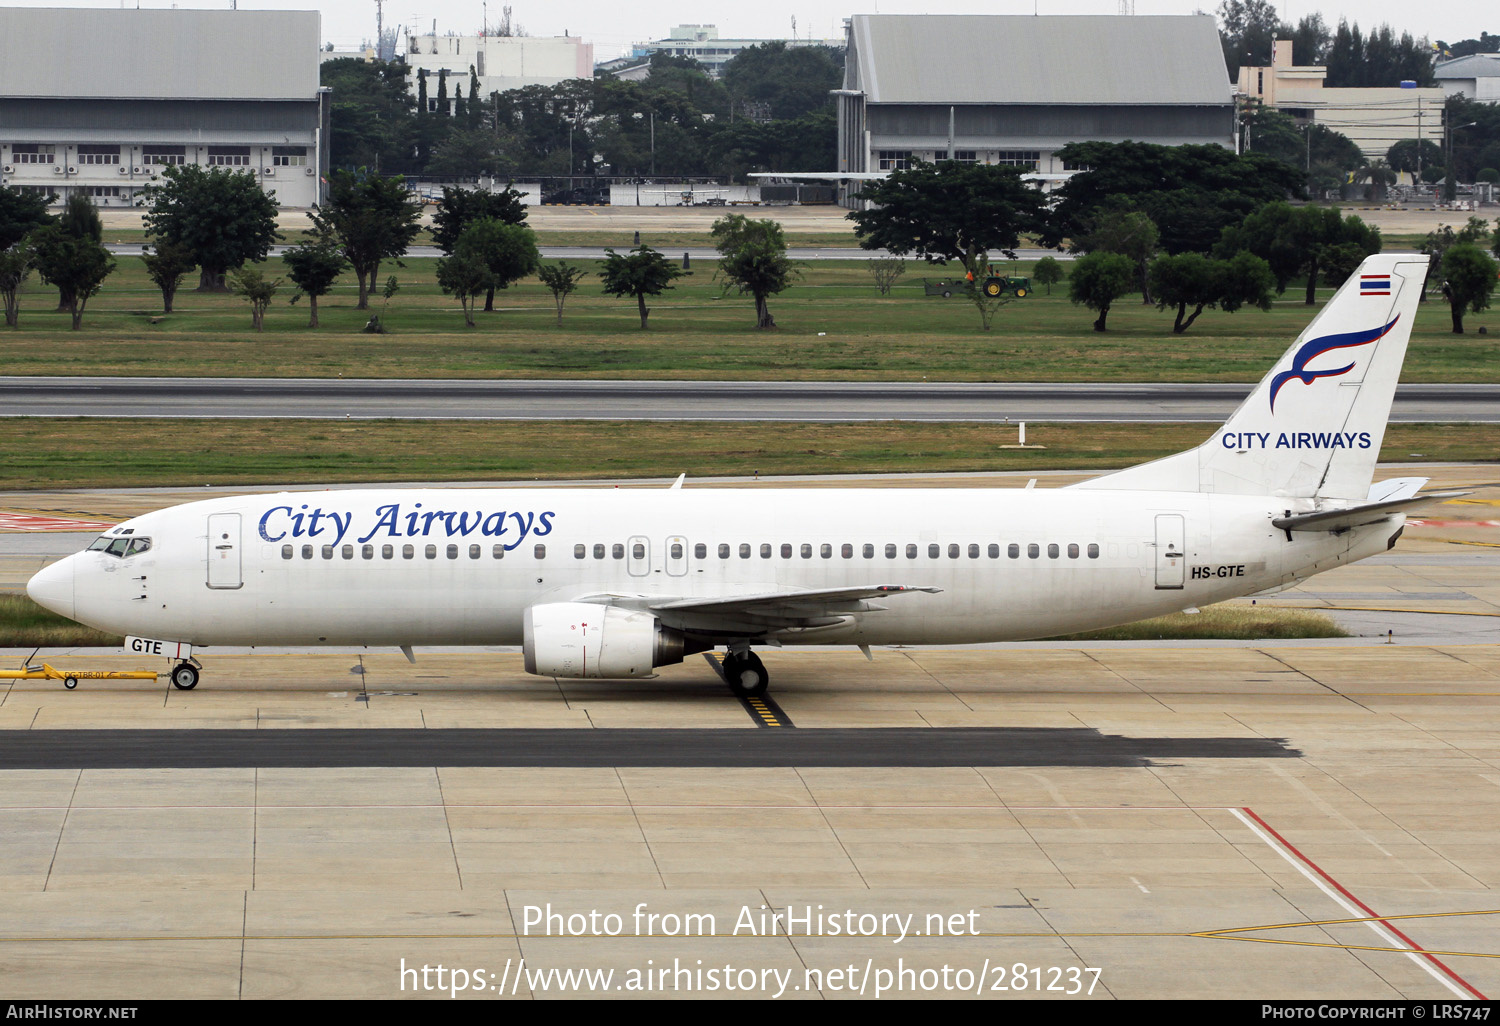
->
[170,661,200,690]
[721,650,769,698]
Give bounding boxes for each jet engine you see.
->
[522,602,708,678]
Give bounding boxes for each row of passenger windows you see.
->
[281,542,529,560]
[585,542,1102,561]
[280,541,1103,562]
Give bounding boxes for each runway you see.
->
[5,376,1498,422]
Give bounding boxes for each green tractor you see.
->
[978,264,1031,298]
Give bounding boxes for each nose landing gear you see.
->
[170,661,200,690]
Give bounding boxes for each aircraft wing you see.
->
[1272,490,1470,533]
[571,585,941,634]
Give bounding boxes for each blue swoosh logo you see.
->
[1268,316,1399,413]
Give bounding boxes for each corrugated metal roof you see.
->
[849,14,1232,106]
[0,8,321,101]
[1434,54,1500,79]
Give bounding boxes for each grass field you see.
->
[1,256,1493,382]
[1,419,1494,490]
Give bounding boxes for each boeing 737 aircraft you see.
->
[28,254,1453,697]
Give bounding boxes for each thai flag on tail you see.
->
[1360,274,1391,296]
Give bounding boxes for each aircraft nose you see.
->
[27,557,74,620]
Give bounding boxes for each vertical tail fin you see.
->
[1076,253,1428,500]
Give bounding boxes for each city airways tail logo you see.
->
[1268,316,1399,413]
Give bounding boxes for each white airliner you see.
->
[28,254,1453,696]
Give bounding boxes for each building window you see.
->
[992,150,1040,170]
[144,146,187,166]
[271,146,307,167]
[876,150,912,171]
[11,144,55,164]
[952,150,978,163]
[81,187,121,198]
[77,145,120,165]
[208,147,252,167]
[1061,160,1091,172]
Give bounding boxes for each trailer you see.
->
[0,662,160,690]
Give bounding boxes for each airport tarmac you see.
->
[0,468,1496,1000]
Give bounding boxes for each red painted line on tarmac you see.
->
[0,513,117,532]
[1241,807,1486,999]
[1407,519,1500,528]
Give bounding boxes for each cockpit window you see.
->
[88,535,151,557]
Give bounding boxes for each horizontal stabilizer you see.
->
[1272,490,1469,533]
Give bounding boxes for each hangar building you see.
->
[836,14,1235,193]
[0,8,329,209]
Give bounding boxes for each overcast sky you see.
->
[2,0,1489,59]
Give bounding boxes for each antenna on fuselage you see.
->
[670,473,686,490]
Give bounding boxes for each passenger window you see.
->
[718,543,730,559]
[1008,544,1020,559]
[303,544,314,559]
[670,542,683,559]
[781,543,793,559]
[574,544,587,559]
[739,543,751,559]
[281,544,293,560]
[362,544,374,559]
[594,543,606,559]
[492,544,505,559]
[1027,544,1039,559]
[694,543,706,559]
[969,544,980,559]
[863,544,874,558]
[1047,544,1059,559]
[469,544,481,559]
[403,544,414,559]
[800,543,812,559]
[761,543,772,558]
[382,544,393,559]
[906,543,917,559]
[842,544,853,558]
[928,543,940,559]
[425,544,436,559]
[446,544,459,559]
[1088,543,1100,559]
[886,543,897,559]
[322,545,335,559]
[613,543,624,559]
[988,543,1000,558]
[341,545,353,559]
[534,544,546,559]
[1068,543,1079,559]
[820,543,832,559]
[948,543,959,559]
[633,543,646,559]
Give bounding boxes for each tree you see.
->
[321,57,416,174]
[1148,251,1274,333]
[451,218,540,311]
[308,169,423,309]
[140,240,196,314]
[0,185,54,250]
[1068,251,1135,332]
[38,194,103,313]
[1439,244,1499,334]
[849,162,1046,329]
[0,242,34,329]
[1075,207,1160,303]
[1032,256,1064,295]
[720,41,841,121]
[1046,142,1304,256]
[1217,0,1280,78]
[711,215,799,330]
[867,257,905,296]
[599,246,683,328]
[1420,218,1491,301]
[283,239,348,328]
[228,268,281,332]
[142,165,279,291]
[30,224,114,330]
[537,262,586,326]
[1216,202,1380,304]
[1387,139,1444,177]
[435,250,490,327]
[431,186,530,309]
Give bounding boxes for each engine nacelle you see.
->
[522,602,704,678]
